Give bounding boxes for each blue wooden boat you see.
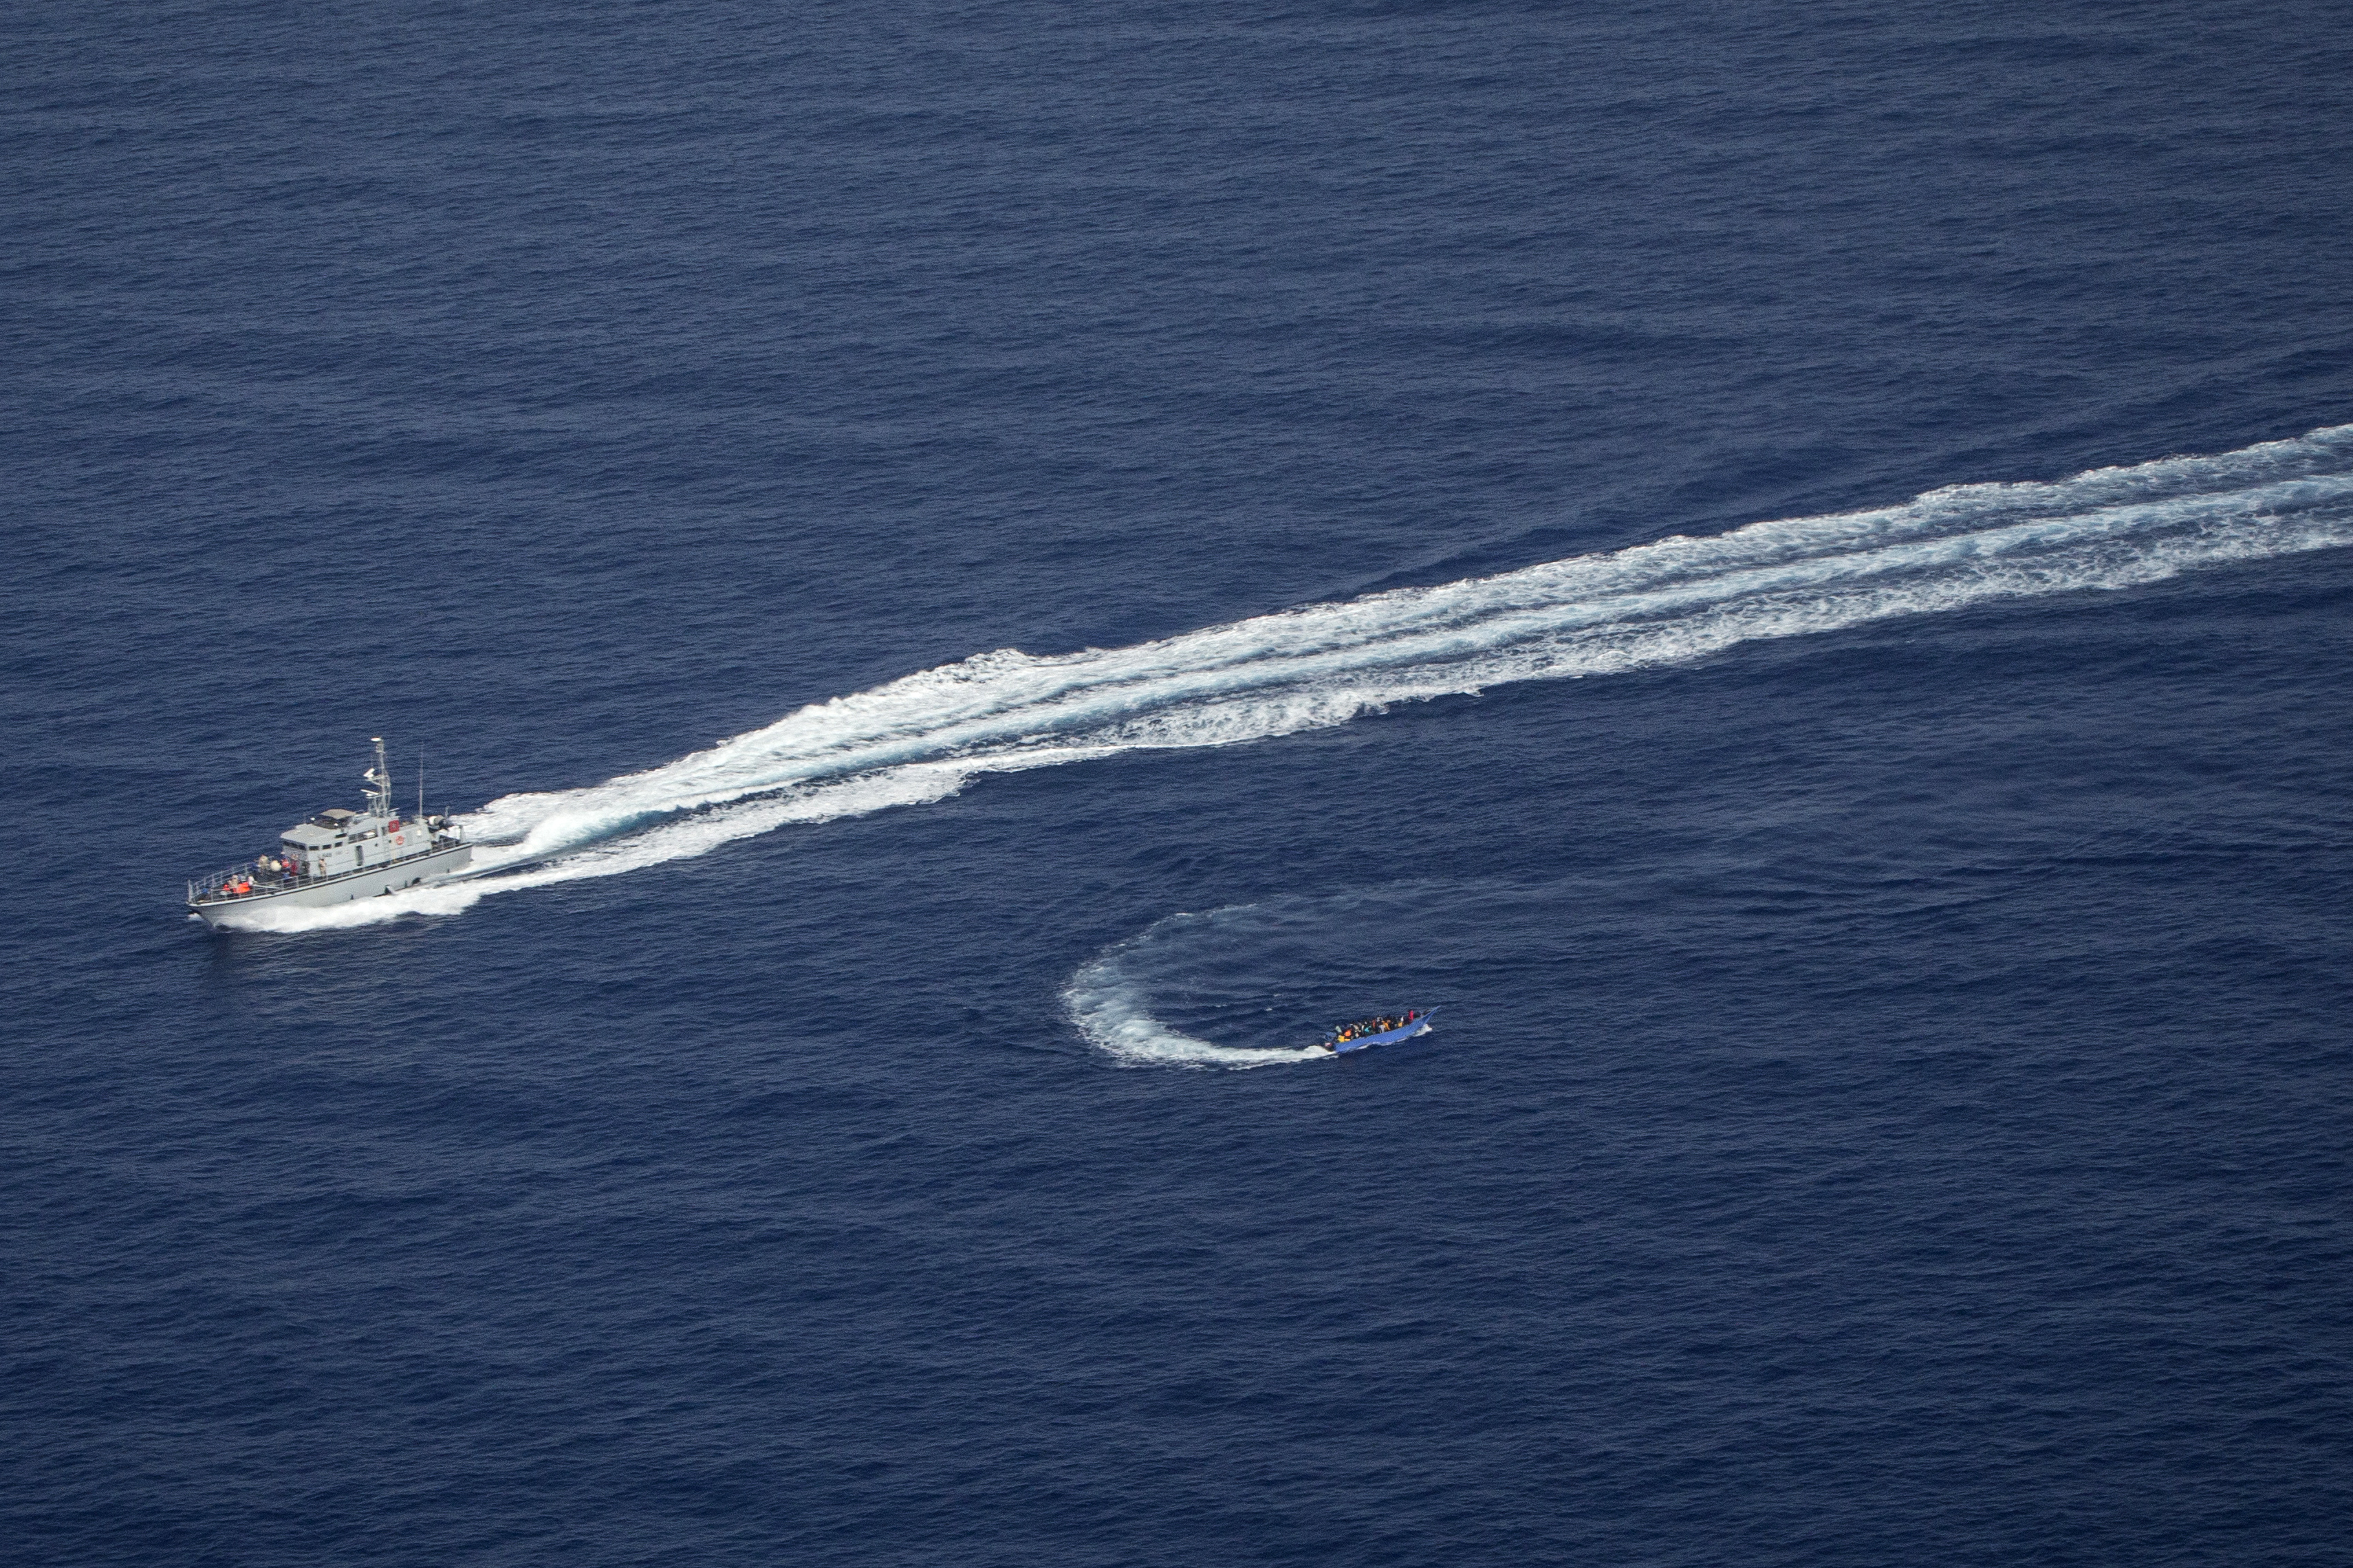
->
[1319,1008,1438,1054]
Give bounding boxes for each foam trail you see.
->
[217,424,2353,930]
[1064,919,1335,1069]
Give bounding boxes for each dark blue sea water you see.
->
[10,3,2353,1562]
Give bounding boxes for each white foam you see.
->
[233,424,2353,931]
[1064,931,1334,1070]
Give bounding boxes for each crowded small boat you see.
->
[1316,1008,1436,1054]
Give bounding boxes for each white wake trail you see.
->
[1063,945,1334,1070]
[219,424,2353,930]
[1063,904,1344,1069]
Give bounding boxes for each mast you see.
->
[366,736,392,820]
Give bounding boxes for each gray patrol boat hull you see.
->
[189,842,473,928]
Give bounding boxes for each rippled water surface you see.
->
[8,3,2352,1564]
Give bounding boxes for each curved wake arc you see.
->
[212,423,2353,931]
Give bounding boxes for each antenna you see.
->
[419,751,426,821]
[367,736,391,820]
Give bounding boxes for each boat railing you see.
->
[188,864,303,904]
[186,836,462,904]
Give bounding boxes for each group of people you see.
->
[1328,1009,1419,1045]
[216,854,301,897]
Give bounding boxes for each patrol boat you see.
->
[186,737,471,927]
